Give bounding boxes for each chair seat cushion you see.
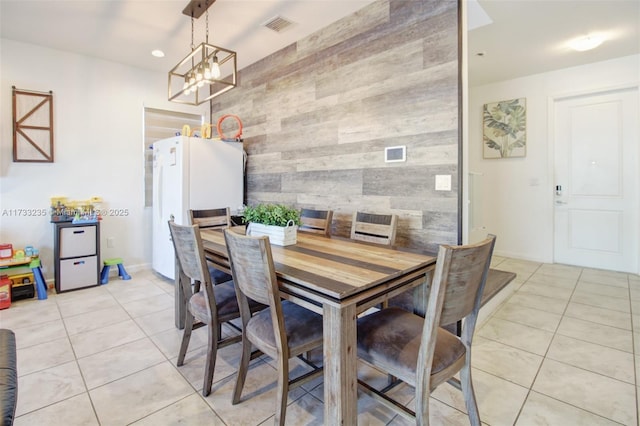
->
[189,281,240,321]
[247,301,323,354]
[208,265,232,284]
[357,307,465,384]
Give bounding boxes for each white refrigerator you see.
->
[152,136,244,279]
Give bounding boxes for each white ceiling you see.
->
[468,0,639,86]
[1,0,638,87]
[0,0,377,73]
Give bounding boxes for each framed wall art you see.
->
[483,97,526,159]
[12,86,54,163]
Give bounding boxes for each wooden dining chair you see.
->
[224,229,324,426]
[168,221,264,397]
[350,211,398,246]
[356,235,496,425]
[189,207,233,284]
[351,211,398,309]
[299,208,333,236]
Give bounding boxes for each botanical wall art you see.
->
[483,97,526,159]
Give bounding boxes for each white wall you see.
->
[469,54,639,262]
[0,39,206,279]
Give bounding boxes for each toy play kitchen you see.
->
[0,243,47,308]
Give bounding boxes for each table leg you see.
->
[412,269,433,317]
[323,303,358,425]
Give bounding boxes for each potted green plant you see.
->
[243,204,301,246]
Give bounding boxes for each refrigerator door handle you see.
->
[157,163,163,222]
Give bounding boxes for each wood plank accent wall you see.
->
[211,0,460,254]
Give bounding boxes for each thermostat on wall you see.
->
[385,146,406,163]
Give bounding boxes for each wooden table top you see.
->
[199,228,436,302]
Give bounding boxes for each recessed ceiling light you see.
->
[568,35,604,52]
[151,49,165,58]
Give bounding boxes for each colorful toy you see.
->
[0,244,12,259]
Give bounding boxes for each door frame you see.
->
[547,82,640,274]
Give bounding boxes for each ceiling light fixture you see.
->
[168,0,237,106]
[152,50,165,58]
[568,34,605,52]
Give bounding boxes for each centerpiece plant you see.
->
[242,203,301,227]
[243,204,300,246]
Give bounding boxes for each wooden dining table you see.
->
[176,227,436,425]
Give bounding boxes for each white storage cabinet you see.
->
[54,222,100,292]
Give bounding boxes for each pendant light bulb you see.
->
[188,72,196,86]
[211,55,221,79]
[203,62,212,80]
[182,75,191,95]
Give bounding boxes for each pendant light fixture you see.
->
[168,0,237,106]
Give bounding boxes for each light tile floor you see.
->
[2,256,638,425]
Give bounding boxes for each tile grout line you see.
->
[504,262,555,426]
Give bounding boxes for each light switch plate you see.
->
[435,174,452,191]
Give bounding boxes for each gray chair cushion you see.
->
[246,301,323,354]
[189,281,239,320]
[387,293,459,335]
[208,266,232,285]
[357,307,465,382]
[190,281,265,323]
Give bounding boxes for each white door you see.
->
[553,87,639,273]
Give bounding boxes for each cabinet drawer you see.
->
[59,256,98,291]
[60,226,96,258]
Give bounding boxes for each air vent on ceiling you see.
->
[262,15,295,33]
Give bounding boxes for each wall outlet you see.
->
[107,237,115,248]
[435,174,452,191]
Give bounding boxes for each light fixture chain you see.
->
[206,9,209,44]
[190,14,195,50]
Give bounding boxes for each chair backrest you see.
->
[168,221,217,313]
[189,207,231,230]
[438,235,496,328]
[299,208,333,236]
[224,229,278,307]
[350,211,397,246]
[224,229,285,320]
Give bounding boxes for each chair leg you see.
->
[232,334,253,405]
[177,311,194,366]
[460,361,480,426]
[415,379,431,426]
[202,321,220,397]
[274,356,289,426]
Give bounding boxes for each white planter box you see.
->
[247,222,298,246]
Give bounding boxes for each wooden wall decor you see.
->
[12,86,54,162]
